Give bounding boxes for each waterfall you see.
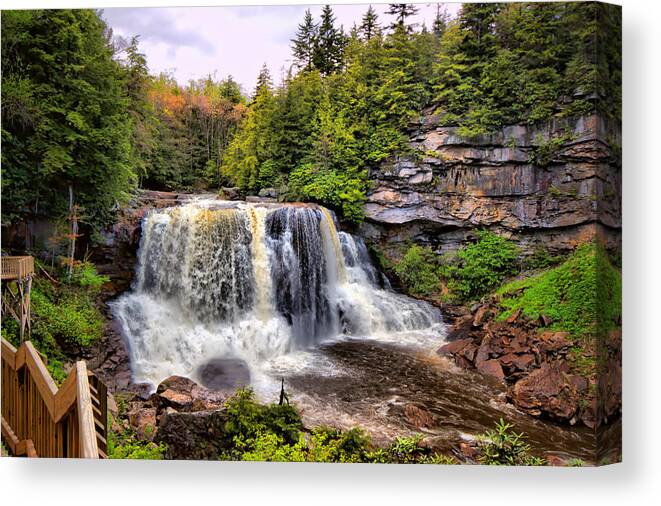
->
[112,200,444,389]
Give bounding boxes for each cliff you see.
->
[360,114,621,256]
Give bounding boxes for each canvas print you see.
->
[1,2,621,465]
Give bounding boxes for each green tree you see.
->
[291,9,317,72]
[359,5,380,41]
[386,3,419,32]
[1,9,134,234]
[313,5,346,76]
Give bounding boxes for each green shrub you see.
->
[287,163,366,225]
[444,231,519,301]
[31,288,103,349]
[498,242,621,339]
[477,419,545,466]
[523,246,565,270]
[222,388,304,460]
[527,133,575,168]
[70,261,109,291]
[393,244,442,296]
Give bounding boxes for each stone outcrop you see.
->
[360,114,621,256]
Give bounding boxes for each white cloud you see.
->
[101,3,461,96]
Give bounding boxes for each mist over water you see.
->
[112,200,445,391]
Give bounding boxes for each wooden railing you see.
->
[1,256,35,281]
[1,338,108,458]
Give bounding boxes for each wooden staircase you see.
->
[1,338,108,458]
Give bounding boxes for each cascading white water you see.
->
[112,200,444,390]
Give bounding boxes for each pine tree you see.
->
[360,5,380,41]
[254,63,273,100]
[386,3,419,32]
[432,4,449,39]
[313,5,346,75]
[291,9,317,71]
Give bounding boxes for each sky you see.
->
[101,2,461,96]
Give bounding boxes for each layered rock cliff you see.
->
[360,114,621,256]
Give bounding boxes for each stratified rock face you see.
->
[361,114,621,255]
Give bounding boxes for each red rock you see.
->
[506,308,522,324]
[128,407,157,440]
[404,404,435,429]
[476,359,505,381]
[156,375,226,413]
[459,442,479,460]
[537,331,572,353]
[472,305,491,327]
[499,353,535,371]
[511,362,578,421]
[546,454,566,466]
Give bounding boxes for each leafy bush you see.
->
[287,164,366,225]
[444,231,519,301]
[70,261,109,291]
[523,246,565,270]
[393,244,442,296]
[527,133,575,168]
[368,434,450,464]
[31,288,103,348]
[222,388,303,460]
[477,419,545,466]
[497,242,621,339]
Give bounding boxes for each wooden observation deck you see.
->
[1,256,35,341]
[1,256,35,281]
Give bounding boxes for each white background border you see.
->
[1,0,659,504]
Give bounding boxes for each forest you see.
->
[1,3,621,232]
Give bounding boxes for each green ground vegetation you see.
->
[219,388,455,464]
[497,242,621,340]
[0,260,107,384]
[391,230,519,302]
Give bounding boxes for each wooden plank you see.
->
[1,415,19,454]
[15,341,57,417]
[53,366,78,422]
[75,362,99,459]
[1,338,17,369]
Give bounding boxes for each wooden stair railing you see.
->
[1,337,108,458]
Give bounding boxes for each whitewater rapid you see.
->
[111,200,445,392]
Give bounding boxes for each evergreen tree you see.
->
[313,5,346,75]
[1,9,134,232]
[360,5,380,41]
[254,63,273,100]
[291,9,317,72]
[432,4,449,39]
[386,3,419,32]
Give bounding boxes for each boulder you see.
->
[155,409,229,460]
[220,187,242,200]
[476,359,505,381]
[127,406,158,440]
[438,338,478,368]
[536,331,572,354]
[156,376,227,412]
[472,305,491,327]
[511,362,578,421]
[258,187,278,199]
[499,353,535,372]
